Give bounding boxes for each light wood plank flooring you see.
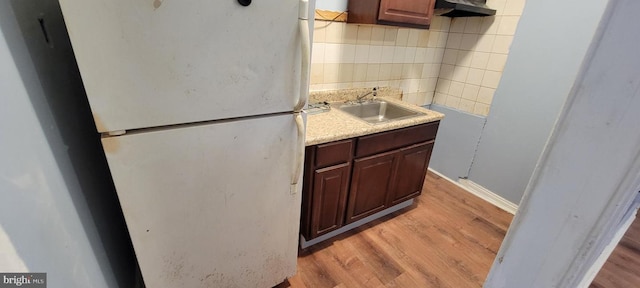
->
[285,171,514,288]
[591,215,640,287]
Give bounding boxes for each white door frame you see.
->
[484,0,640,286]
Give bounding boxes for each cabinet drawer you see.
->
[355,122,439,158]
[315,139,354,168]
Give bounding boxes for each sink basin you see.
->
[336,100,424,124]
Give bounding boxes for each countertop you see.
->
[305,95,445,146]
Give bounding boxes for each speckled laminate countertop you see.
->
[305,90,445,146]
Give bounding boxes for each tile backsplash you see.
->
[433,0,525,116]
[310,0,525,116]
[310,16,451,106]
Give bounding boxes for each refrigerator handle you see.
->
[294,0,310,112]
[291,113,305,193]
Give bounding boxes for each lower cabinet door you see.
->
[311,163,351,238]
[388,141,434,206]
[345,150,397,224]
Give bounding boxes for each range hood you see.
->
[434,0,496,17]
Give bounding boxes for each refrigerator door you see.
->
[59,0,303,132]
[101,114,303,288]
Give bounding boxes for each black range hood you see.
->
[434,0,497,17]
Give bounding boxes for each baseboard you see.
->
[428,168,518,214]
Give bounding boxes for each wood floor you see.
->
[591,215,640,288]
[285,171,514,288]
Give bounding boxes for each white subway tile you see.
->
[434,92,448,105]
[425,48,436,63]
[310,63,324,84]
[368,45,383,63]
[313,22,326,43]
[492,35,513,53]
[442,49,458,65]
[450,18,466,33]
[418,30,430,47]
[396,28,410,46]
[480,16,500,34]
[414,48,427,63]
[437,32,449,48]
[324,43,341,63]
[459,99,476,113]
[487,53,508,71]
[356,25,372,45]
[379,63,392,80]
[464,17,482,34]
[473,102,490,116]
[466,68,485,85]
[439,64,455,80]
[445,96,461,109]
[381,46,395,63]
[436,79,451,93]
[393,46,406,63]
[311,43,325,64]
[449,81,464,97]
[446,33,462,49]
[461,84,480,100]
[470,52,491,69]
[428,31,440,48]
[325,22,345,43]
[455,51,473,67]
[371,27,386,45]
[503,0,526,16]
[343,24,358,44]
[404,47,417,63]
[353,63,368,81]
[366,64,380,81]
[482,70,503,88]
[384,27,398,46]
[340,44,356,63]
[452,66,470,82]
[476,34,496,52]
[460,34,478,51]
[497,16,520,36]
[323,63,340,83]
[354,44,370,63]
[477,87,496,104]
[407,29,420,47]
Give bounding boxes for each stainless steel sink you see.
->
[335,100,424,124]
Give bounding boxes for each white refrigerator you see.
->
[58,0,314,287]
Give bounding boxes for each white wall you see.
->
[315,0,347,11]
[484,0,640,286]
[0,1,136,287]
[467,0,608,203]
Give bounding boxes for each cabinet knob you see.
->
[237,0,251,6]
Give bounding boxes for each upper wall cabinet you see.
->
[347,0,435,29]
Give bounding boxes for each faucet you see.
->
[356,87,378,102]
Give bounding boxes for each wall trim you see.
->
[428,168,518,214]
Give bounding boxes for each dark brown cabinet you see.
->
[345,150,396,223]
[348,0,436,28]
[310,163,351,238]
[387,141,434,206]
[300,122,440,242]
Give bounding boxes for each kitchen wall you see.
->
[310,17,450,106]
[0,1,137,286]
[467,0,609,204]
[433,0,525,116]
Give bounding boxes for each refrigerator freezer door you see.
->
[59,0,302,132]
[101,114,302,288]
